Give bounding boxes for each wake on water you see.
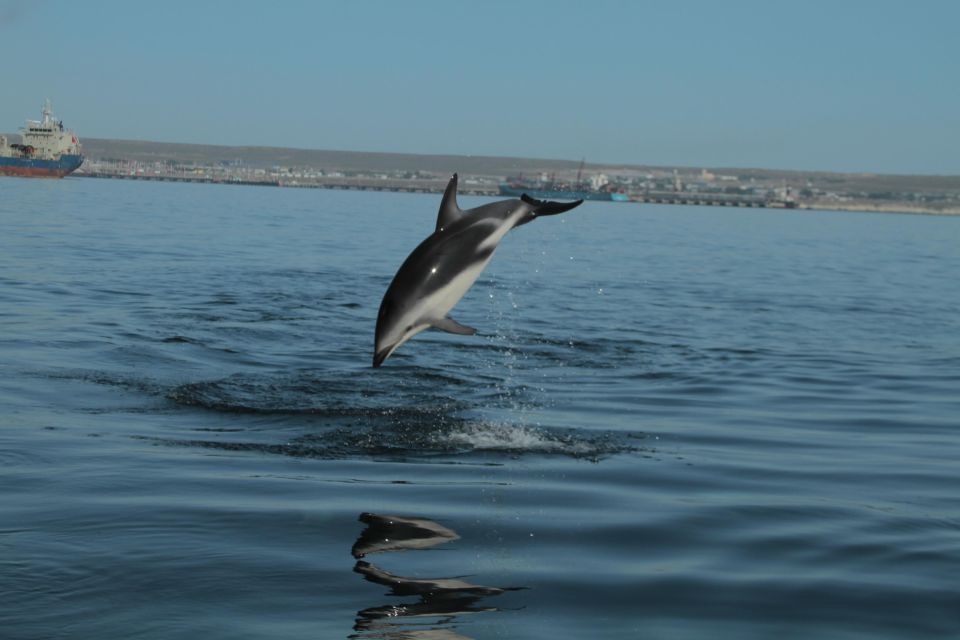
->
[42,367,646,462]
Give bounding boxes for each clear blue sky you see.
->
[2,0,957,174]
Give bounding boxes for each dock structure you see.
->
[290,175,495,195]
[631,191,794,208]
[75,171,497,195]
[76,171,281,188]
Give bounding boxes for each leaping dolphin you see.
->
[373,173,582,367]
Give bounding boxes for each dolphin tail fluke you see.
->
[521,193,584,216]
[432,315,477,336]
[436,173,462,232]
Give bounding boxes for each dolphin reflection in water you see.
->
[351,512,524,639]
[352,512,460,558]
[373,173,583,367]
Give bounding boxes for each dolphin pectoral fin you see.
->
[432,315,477,336]
[373,347,390,368]
[435,173,462,233]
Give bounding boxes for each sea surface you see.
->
[1,177,958,639]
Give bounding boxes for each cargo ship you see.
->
[0,100,83,178]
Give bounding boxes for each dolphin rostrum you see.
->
[373,173,582,367]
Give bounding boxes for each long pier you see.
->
[74,171,497,195]
[76,171,282,188]
[631,191,795,208]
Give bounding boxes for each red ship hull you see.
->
[0,165,73,178]
[0,153,84,178]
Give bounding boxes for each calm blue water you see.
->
[1,177,959,639]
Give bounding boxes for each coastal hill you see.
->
[78,137,583,177]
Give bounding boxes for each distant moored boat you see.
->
[499,161,629,202]
[499,181,630,202]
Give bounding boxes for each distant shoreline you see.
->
[801,201,960,216]
[68,170,960,216]
[27,136,958,216]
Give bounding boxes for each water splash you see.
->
[43,366,646,462]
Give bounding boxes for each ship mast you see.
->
[42,99,53,127]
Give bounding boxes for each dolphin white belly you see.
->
[419,252,494,323]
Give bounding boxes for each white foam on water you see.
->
[440,421,601,457]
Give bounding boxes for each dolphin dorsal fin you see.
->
[435,173,461,233]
